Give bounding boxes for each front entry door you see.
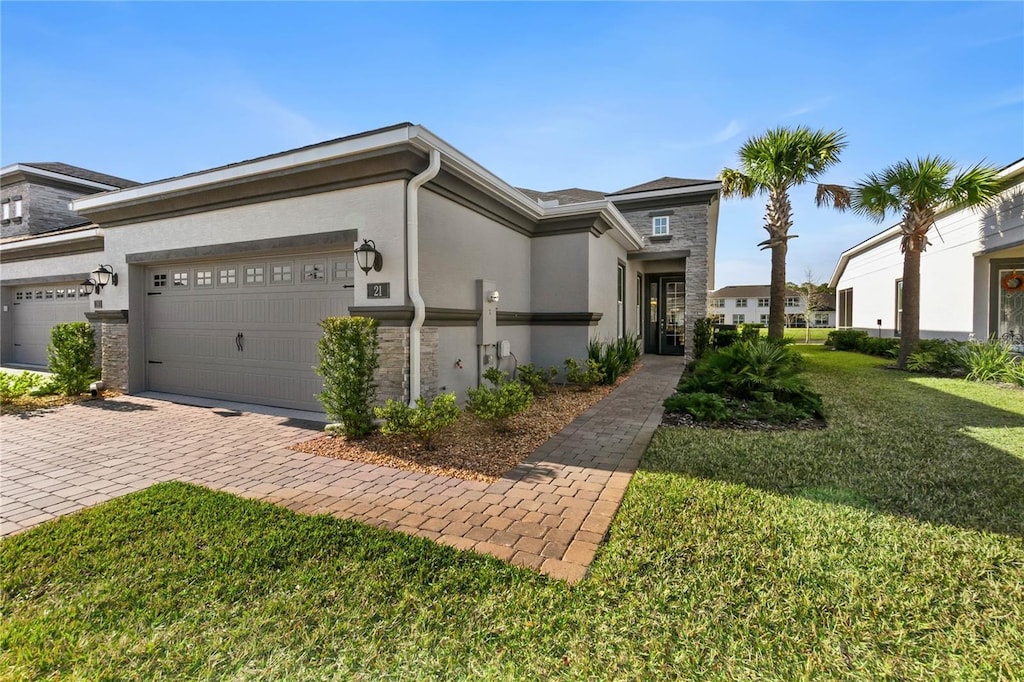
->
[646,276,686,355]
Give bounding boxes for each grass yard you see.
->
[2,348,1023,680]
[774,326,833,343]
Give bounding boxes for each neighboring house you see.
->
[1,123,721,413]
[829,158,1024,342]
[708,285,836,328]
[0,163,139,366]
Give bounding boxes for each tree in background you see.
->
[788,269,833,343]
[824,157,1001,368]
[720,126,848,340]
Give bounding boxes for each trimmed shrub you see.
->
[564,357,603,390]
[916,339,967,374]
[316,317,380,438]
[374,392,460,449]
[47,322,99,396]
[662,391,729,422]
[826,329,870,351]
[516,364,558,396]
[714,329,740,349]
[467,369,533,431]
[738,323,764,343]
[0,371,46,404]
[692,318,714,360]
[859,337,899,358]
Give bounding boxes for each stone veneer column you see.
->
[84,310,129,392]
[373,325,439,404]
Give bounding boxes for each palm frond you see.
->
[718,168,759,199]
[947,162,1002,211]
[815,183,852,210]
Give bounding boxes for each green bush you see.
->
[714,329,740,349]
[316,317,380,438]
[916,339,967,374]
[0,371,45,404]
[826,329,870,351]
[586,335,642,385]
[958,340,1018,383]
[859,337,899,358]
[564,357,603,390]
[663,391,729,422]
[467,369,533,431]
[738,323,764,343]
[516,364,558,396]
[692,318,714,360]
[374,392,460,449]
[47,322,99,396]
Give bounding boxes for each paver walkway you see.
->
[1,356,682,581]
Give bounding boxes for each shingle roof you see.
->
[517,187,607,205]
[609,176,716,195]
[22,162,139,188]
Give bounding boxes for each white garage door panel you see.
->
[9,284,91,367]
[145,254,354,412]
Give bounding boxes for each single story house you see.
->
[1,123,721,413]
[709,284,836,328]
[829,157,1024,343]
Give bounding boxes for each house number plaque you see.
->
[367,282,391,299]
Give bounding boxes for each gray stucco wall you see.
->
[530,232,589,313]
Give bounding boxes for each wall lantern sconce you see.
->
[93,264,118,288]
[79,278,99,297]
[354,239,383,274]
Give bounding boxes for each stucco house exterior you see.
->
[1,123,721,414]
[829,157,1024,343]
[709,285,836,328]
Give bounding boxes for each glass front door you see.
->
[660,278,686,355]
[996,267,1024,351]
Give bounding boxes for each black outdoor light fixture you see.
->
[354,239,383,274]
[79,278,99,297]
[93,264,118,288]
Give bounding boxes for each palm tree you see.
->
[832,157,1001,368]
[720,126,848,340]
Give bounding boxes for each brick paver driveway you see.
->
[1,356,682,582]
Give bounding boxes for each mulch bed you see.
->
[291,380,624,483]
[0,392,116,417]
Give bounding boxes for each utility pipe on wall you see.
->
[407,148,441,406]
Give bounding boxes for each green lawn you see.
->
[2,349,1023,680]
[774,326,833,343]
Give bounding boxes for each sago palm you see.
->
[840,157,1001,368]
[719,126,848,340]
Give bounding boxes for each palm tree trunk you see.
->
[769,244,787,340]
[899,247,921,369]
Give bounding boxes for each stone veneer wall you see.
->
[85,310,129,391]
[374,326,438,404]
[616,202,712,358]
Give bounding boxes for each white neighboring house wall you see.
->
[830,159,1024,340]
[709,287,835,327]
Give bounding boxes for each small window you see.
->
[333,260,354,282]
[15,291,23,301]
[895,279,904,336]
[13,198,22,218]
[757,298,769,307]
[712,314,725,324]
[67,288,77,299]
[195,270,213,287]
[1,201,9,220]
[271,264,293,284]
[303,263,325,282]
[55,289,66,300]
[219,267,237,286]
[813,312,830,326]
[652,216,670,236]
[760,314,769,324]
[712,298,725,308]
[735,298,747,308]
[35,291,43,300]
[44,290,54,300]
[244,265,265,285]
[732,314,745,324]
[785,296,800,307]
[153,273,168,288]
[173,271,189,287]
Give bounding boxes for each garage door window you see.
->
[153,273,168,288]
[218,267,237,287]
[271,263,293,284]
[173,271,189,287]
[333,260,354,282]
[244,265,265,285]
[44,290,54,300]
[195,270,213,287]
[303,263,325,282]
[15,292,23,301]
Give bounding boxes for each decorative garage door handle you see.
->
[235,332,244,352]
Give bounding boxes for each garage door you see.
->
[9,283,92,367]
[145,253,355,412]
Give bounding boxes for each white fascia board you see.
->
[1000,157,1024,178]
[828,224,901,288]
[71,126,417,213]
[607,182,722,202]
[543,200,644,249]
[408,127,544,220]
[0,227,103,252]
[1,164,121,192]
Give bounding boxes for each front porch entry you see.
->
[644,274,686,355]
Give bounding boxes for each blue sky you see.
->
[2,2,1021,286]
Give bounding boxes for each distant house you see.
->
[829,158,1024,343]
[1,123,722,413]
[709,285,836,328]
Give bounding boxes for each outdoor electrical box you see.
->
[497,340,510,359]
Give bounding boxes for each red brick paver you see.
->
[0,356,682,582]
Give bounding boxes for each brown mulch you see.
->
[0,391,118,417]
[291,380,623,483]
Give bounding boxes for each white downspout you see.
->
[407,148,441,406]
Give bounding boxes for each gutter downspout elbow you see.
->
[407,148,441,406]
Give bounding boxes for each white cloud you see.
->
[710,119,742,144]
[782,96,835,119]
